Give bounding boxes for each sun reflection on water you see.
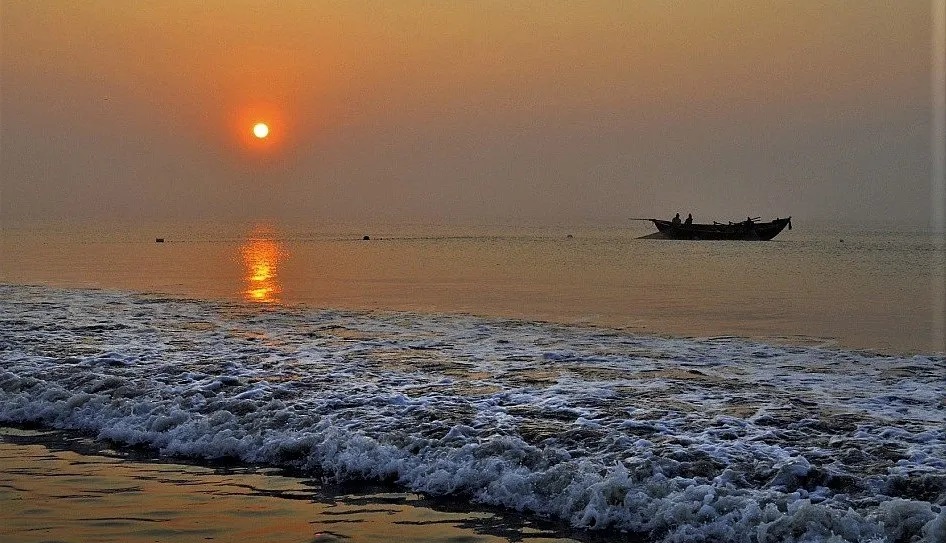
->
[240,231,284,304]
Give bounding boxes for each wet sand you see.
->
[0,427,597,543]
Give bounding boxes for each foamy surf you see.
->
[1,284,943,542]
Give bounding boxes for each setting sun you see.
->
[231,104,285,153]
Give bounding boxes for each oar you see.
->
[629,218,656,221]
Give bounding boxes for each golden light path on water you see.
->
[240,232,284,303]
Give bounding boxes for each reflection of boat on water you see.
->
[241,236,284,303]
[642,216,792,241]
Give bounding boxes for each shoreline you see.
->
[0,426,604,543]
[1,283,943,541]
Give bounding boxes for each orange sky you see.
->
[0,1,935,224]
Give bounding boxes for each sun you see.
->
[252,122,269,139]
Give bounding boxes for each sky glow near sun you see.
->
[0,2,934,224]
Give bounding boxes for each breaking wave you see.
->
[1,284,943,542]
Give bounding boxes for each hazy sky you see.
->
[1,1,937,225]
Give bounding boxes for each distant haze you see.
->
[1,1,937,226]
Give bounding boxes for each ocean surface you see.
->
[1,222,945,542]
[3,221,944,353]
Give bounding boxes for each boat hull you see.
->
[650,217,791,241]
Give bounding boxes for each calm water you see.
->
[1,221,945,542]
[2,221,943,353]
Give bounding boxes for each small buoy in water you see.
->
[363,235,370,240]
[155,238,164,243]
[839,239,844,243]
[566,234,574,239]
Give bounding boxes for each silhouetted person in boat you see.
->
[684,213,693,225]
[671,213,682,226]
[744,217,755,234]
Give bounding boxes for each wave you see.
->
[1,284,943,542]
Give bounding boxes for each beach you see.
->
[4,1,943,540]
[0,225,944,542]
[0,427,583,543]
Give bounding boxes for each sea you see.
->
[1,221,944,542]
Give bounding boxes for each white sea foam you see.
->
[1,284,944,542]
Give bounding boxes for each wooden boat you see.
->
[646,216,792,241]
